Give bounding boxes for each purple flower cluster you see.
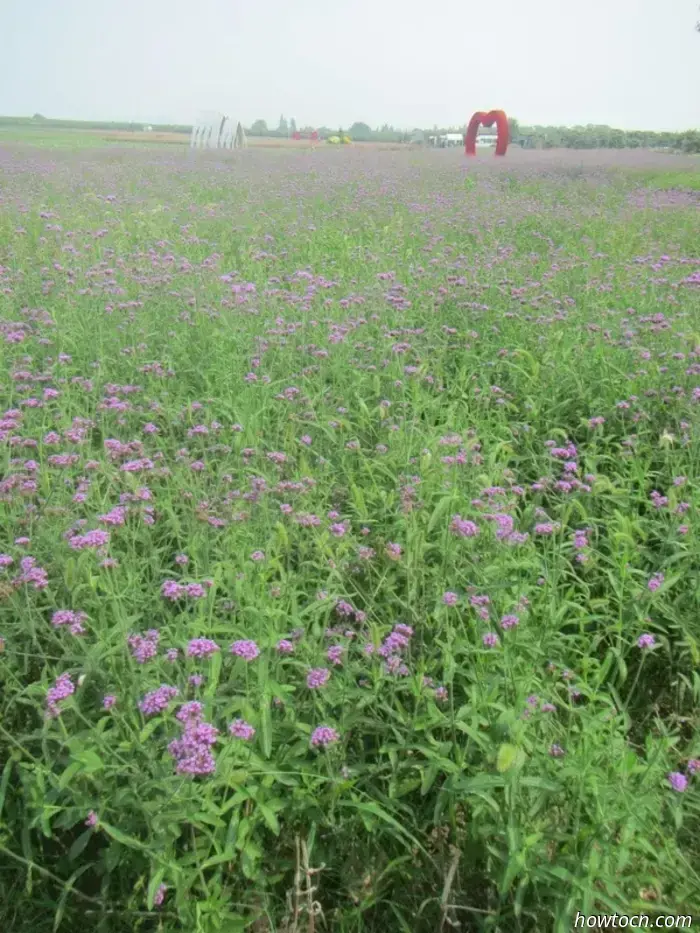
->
[307,667,331,689]
[168,702,218,776]
[230,639,260,661]
[186,638,220,658]
[46,672,75,718]
[128,629,160,663]
[161,579,210,600]
[229,718,256,740]
[13,556,49,590]
[310,725,340,747]
[450,515,480,538]
[68,529,110,550]
[51,609,88,635]
[139,684,179,717]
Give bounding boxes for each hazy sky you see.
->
[2,0,699,130]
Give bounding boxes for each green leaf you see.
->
[0,758,14,819]
[99,822,148,852]
[58,761,83,790]
[68,830,92,861]
[496,743,519,773]
[77,750,105,774]
[257,803,280,835]
[147,869,165,910]
[260,702,272,759]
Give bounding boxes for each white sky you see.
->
[2,0,699,130]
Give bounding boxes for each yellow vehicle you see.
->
[327,136,340,145]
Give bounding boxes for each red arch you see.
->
[465,110,509,157]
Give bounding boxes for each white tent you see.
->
[190,112,247,150]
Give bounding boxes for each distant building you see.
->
[475,134,498,147]
[428,133,464,148]
[427,132,502,149]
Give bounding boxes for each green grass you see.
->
[635,168,700,190]
[0,144,699,933]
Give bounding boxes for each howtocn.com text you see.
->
[574,915,693,929]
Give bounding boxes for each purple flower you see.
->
[46,672,75,718]
[637,633,656,649]
[168,717,219,776]
[450,515,479,538]
[250,550,265,561]
[186,638,220,658]
[307,667,331,689]
[229,718,256,740]
[139,685,179,717]
[442,591,459,605]
[68,529,110,550]
[85,810,98,827]
[161,580,185,600]
[51,609,88,633]
[277,639,294,654]
[647,572,664,592]
[153,884,167,907]
[687,759,700,776]
[482,632,499,647]
[230,639,260,661]
[327,645,344,666]
[176,701,204,725]
[549,743,566,758]
[668,771,688,792]
[102,694,117,710]
[500,614,520,631]
[310,725,340,747]
[128,630,160,663]
[335,599,355,617]
[534,522,559,536]
[385,542,402,560]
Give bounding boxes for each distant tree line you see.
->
[2,113,698,153]
[515,123,700,153]
[246,115,700,153]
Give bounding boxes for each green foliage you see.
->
[0,147,699,933]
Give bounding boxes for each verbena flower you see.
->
[668,772,688,792]
[46,672,75,718]
[139,685,179,717]
[229,719,256,740]
[186,638,220,658]
[307,667,331,689]
[230,639,260,661]
[311,725,339,747]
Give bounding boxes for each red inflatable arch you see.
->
[465,110,509,157]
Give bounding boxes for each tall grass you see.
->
[0,145,699,932]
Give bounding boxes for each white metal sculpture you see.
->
[190,112,247,150]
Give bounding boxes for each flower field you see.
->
[1,141,699,932]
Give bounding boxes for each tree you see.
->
[349,121,372,141]
[289,117,297,135]
[278,114,288,135]
[250,119,268,136]
[508,117,520,141]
